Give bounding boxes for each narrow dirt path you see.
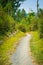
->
[10,34,35,65]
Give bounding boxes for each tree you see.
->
[0,6,16,35]
[27,11,35,24]
[14,9,21,22]
[37,0,39,15]
[14,9,27,22]
[0,0,25,16]
[31,16,38,31]
[38,9,43,38]
[21,9,27,18]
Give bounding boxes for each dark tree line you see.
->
[0,0,25,35]
[0,0,43,39]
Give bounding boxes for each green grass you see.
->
[30,31,43,65]
[0,31,25,65]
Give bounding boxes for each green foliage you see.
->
[14,9,27,22]
[0,0,25,16]
[31,16,38,31]
[18,18,30,32]
[0,17,10,35]
[30,32,43,65]
[38,18,43,38]
[0,0,43,65]
[14,9,22,22]
[21,9,27,18]
[0,31,25,65]
[38,9,43,38]
[15,11,36,32]
[0,7,16,35]
[0,0,25,8]
[26,11,36,31]
[18,25,26,32]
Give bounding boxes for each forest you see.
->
[0,0,43,65]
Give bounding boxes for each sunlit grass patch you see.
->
[0,31,25,65]
[30,31,43,65]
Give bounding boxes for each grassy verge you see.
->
[0,31,25,65]
[30,31,43,65]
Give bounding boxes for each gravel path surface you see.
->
[10,34,35,65]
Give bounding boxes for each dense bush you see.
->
[0,7,16,35]
[0,17,10,35]
[31,17,38,31]
[18,25,26,32]
[30,32,43,65]
[38,9,43,38]
[38,18,43,38]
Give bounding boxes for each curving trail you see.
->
[10,34,35,65]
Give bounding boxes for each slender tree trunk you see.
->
[37,0,39,15]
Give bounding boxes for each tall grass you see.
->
[0,31,25,65]
[30,31,43,65]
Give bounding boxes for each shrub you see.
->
[38,18,43,38]
[31,17,38,31]
[0,7,16,35]
[18,25,26,32]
